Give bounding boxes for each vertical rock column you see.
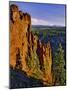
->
[19,12,31,72]
[10,4,21,69]
[44,42,52,84]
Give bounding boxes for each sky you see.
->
[10,1,66,26]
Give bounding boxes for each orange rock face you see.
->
[37,40,52,84]
[10,4,31,71]
[43,42,52,83]
[9,4,53,85]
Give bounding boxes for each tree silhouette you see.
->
[53,43,66,85]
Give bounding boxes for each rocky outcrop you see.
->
[10,4,31,72]
[10,4,53,85]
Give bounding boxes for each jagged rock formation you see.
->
[10,4,53,85]
[10,4,31,72]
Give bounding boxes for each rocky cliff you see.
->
[10,4,53,85]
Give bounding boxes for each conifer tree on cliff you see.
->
[53,43,66,85]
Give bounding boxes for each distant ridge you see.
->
[32,25,66,30]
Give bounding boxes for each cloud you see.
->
[31,18,49,25]
[31,17,65,26]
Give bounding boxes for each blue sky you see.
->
[10,1,66,26]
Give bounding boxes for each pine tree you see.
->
[53,43,66,85]
[27,49,43,79]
